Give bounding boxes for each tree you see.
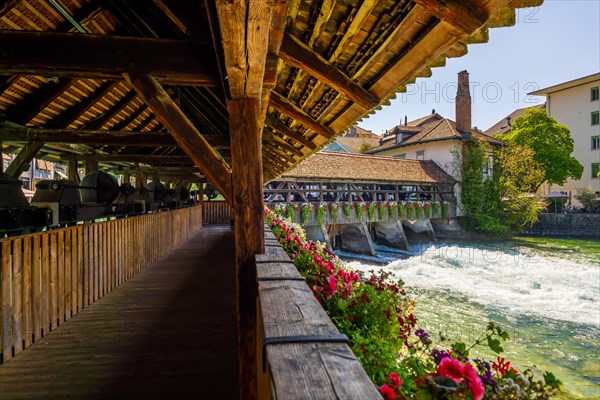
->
[498,108,583,188]
[575,185,598,212]
[460,139,544,236]
[359,142,373,153]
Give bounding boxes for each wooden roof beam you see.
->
[413,0,488,35]
[0,31,218,86]
[279,33,380,110]
[265,114,317,150]
[61,154,191,163]
[269,92,336,140]
[125,74,232,204]
[111,104,149,131]
[5,141,44,177]
[0,124,230,148]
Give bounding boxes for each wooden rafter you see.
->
[413,0,488,35]
[0,125,230,148]
[111,104,148,131]
[264,114,317,149]
[269,92,336,140]
[262,130,303,157]
[0,31,218,86]
[124,74,232,203]
[83,90,138,130]
[45,81,118,129]
[5,79,75,125]
[279,33,380,109]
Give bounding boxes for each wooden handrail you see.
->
[255,227,382,399]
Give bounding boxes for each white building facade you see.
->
[530,73,600,205]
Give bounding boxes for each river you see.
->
[340,237,600,399]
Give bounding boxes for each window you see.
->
[394,153,406,159]
[416,150,425,160]
[593,136,600,150]
[592,86,599,101]
[593,163,600,179]
[396,133,403,143]
[592,111,600,126]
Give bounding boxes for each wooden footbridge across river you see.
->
[0,0,535,398]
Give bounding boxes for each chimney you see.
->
[506,116,512,126]
[455,70,472,133]
[404,115,408,126]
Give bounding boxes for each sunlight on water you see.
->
[341,238,600,399]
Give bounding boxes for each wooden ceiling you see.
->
[0,0,541,186]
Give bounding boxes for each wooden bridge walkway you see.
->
[0,226,238,400]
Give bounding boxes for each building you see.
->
[368,71,503,212]
[529,73,600,204]
[484,104,546,136]
[324,126,380,153]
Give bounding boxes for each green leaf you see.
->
[415,389,433,400]
[451,342,468,358]
[543,371,563,389]
[486,335,504,354]
[337,299,347,311]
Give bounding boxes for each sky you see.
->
[359,0,600,135]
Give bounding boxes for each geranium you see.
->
[437,358,485,400]
[379,384,396,400]
[343,202,353,220]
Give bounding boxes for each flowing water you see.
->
[340,237,600,399]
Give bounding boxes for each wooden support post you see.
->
[0,139,3,173]
[5,141,44,177]
[230,98,264,400]
[67,155,79,183]
[125,74,233,204]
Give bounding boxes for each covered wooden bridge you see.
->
[0,0,538,398]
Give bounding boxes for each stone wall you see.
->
[526,213,600,237]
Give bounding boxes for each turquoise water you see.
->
[342,237,600,399]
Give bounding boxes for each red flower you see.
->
[379,384,396,400]
[437,357,464,383]
[388,372,402,388]
[492,357,517,376]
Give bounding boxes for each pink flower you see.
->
[379,384,396,400]
[462,362,484,400]
[388,372,402,388]
[327,275,337,294]
[437,357,464,383]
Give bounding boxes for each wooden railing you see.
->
[256,227,381,399]
[0,205,203,363]
[203,200,232,225]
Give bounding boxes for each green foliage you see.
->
[285,204,296,220]
[461,139,544,236]
[330,204,339,222]
[441,202,449,218]
[378,203,387,220]
[575,185,598,211]
[343,202,353,220]
[368,202,377,221]
[316,203,327,225]
[359,142,373,153]
[301,203,312,224]
[356,202,367,220]
[399,202,406,218]
[498,108,583,187]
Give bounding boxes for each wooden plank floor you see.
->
[0,226,238,400]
